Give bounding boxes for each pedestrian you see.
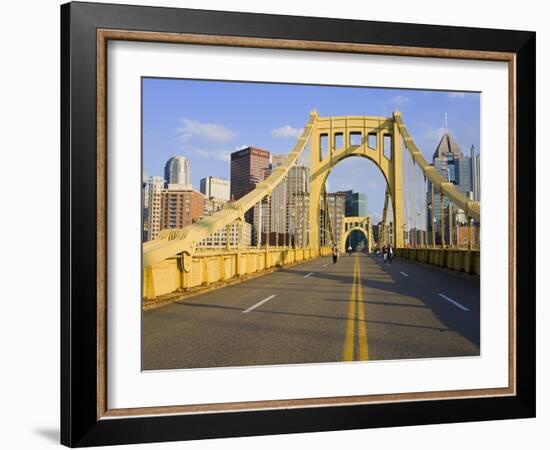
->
[383,245,387,264]
[388,245,393,264]
[347,245,352,256]
[332,247,338,264]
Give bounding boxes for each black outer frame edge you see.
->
[62,2,100,446]
[514,33,536,416]
[60,1,536,447]
[68,1,535,52]
[60,2,71,447]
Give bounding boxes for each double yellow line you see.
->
[343,254,369,361]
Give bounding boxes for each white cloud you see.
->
[448,92,466,99]
[177,118,237,142]
[180,144,232,162]
[271,125,303,139]
[390,95,410,105]
[423,127,449,143]
[195,148,231,162]
[367,180,378,189]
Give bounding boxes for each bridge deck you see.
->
[142,253,480,370]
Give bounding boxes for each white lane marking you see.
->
[243,294,277,314]
[304,272,314,278]
[437,293,470,311]
[322,264,328,267]
[400,271,409,277]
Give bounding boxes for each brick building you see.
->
[160,185,205,230]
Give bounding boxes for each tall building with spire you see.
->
[426,127,477,243]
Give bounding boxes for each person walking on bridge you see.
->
[382,245,388,264]
[332,247,339,264]
[388,245,393,264]
[347,245,353,256]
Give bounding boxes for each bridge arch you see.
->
[341,227,370,253]
[309,111,404,249]
[340,216,374,253]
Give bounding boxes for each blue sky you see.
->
[143,78,479,222]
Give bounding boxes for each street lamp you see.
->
[290,209,296,248]
[428,204,436,248]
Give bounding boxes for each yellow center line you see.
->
[342,255,358,361]
[342,254,369,362]
[356,256,369,360]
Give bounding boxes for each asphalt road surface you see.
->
[142,252,480,370]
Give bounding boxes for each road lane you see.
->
[142,252,480,370]
[358,253,480,361]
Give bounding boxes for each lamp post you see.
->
[290,209,296,249]
[428,204,436,247]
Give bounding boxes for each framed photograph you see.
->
[61,1,535,447]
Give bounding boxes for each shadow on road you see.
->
[277,254,480,351]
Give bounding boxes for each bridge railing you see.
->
[144,246,332,302]
[396,247,480,275]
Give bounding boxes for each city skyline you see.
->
[143,78,480,221]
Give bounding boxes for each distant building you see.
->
[320,192,346,248]
[200,176,230,201]
[263,155,310,247]
[339,190,368,217]
[164,156,191,186]
[203,198,226,216]
[426,130,479,244]
[230,147,271,202]
[160,185,205,230]
[230,147,271,239]
[144,176,164,241]
[335,190,368,248]
[197,221,252,249]
[455,157,472,196]
[470,145,481,202]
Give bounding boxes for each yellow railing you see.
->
[396,247,480,275]
[143,246,332,301]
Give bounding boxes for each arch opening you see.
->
[343,228,369,253]
[318,154,394,252]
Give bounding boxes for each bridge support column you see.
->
[440,192,446,247]
[309,113,321,251]
[392,114,404,248]
[368,219,374,253]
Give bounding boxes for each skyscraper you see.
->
[160,185,205,230]
[470,145,481,201]
[266,155,310,247]
[230,147,271,234]
[164,156,191,186]
[428,132,465,218]
[144,176,164,241]
[230,147,271,201]
[426,129,477,244]
[320,192,346,248]
[200,176,230,201]
[339,190,368,217]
